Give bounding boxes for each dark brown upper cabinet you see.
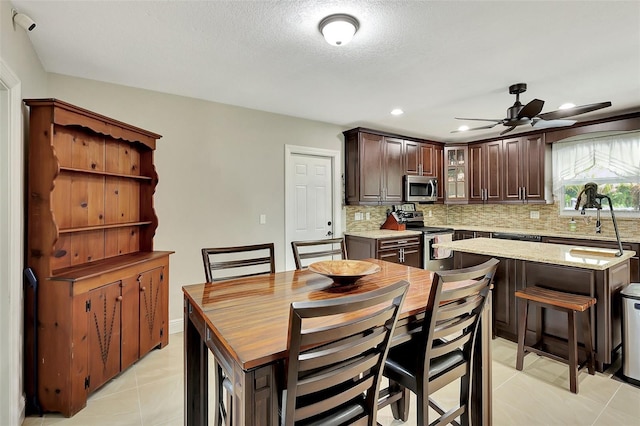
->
[344,128,444,205]
[502,134,546,203]
[469,140,504,204]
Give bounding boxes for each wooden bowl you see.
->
[308,260,381,287]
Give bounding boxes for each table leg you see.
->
[185,299,209,426]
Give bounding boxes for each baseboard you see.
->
[169,317,183,335]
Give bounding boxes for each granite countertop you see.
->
[433,237,636,270]
[344,229,423,239]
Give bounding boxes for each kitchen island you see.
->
[433,237,635,371]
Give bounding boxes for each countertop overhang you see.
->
[433,237,635,270]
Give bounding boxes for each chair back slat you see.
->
[295,376,373,422]
[201,243,275,282]
[299,328,386,371]
[291,238,347,270]
[283,280,409,426]
[432,314,476,341]
[429,333,472,359]
[299,304,397,347]
[436,296,483,322]
[297,352,379,397]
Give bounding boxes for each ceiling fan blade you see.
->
[500,126,516,136]
[450,123,501,133]
[537,101,612,120]
[531,118,577,129]
[455,117,503,122]
[517,99,544,119]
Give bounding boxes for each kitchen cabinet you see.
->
[444,145,468,203]
[24,99,172,417]
[469,140,503,203]
[405,140,445,203]
[503,134,546,203]
[344,130,403,205]
[346,235,422,268]
[344,128,445,205]
[405,140,437,176]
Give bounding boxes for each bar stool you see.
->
[515,286,596,393]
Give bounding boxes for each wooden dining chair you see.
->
[291,238,347,270]
[202,242,275,282]
[281,279,410,426]
[378,258,499,426]
[200,243,275,426]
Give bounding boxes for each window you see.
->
[552,131,640,217]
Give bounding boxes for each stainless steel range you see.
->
[392,204,454,271]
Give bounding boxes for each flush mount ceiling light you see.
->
[390,108,404,116]
[319,14,359,46]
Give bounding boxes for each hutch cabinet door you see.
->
[138,267,166,357]
[120,276,141,371]
[87,281,122,393]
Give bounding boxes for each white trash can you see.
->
[621,283,640,385]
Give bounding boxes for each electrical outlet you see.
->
[428,210,432,217]
[365,212,371,220]
[259,214,266,224]
[354,212,362,221]
[530,211,540,219]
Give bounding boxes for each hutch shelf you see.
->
[24,99,172,417]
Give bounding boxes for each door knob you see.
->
[326,230,333,236]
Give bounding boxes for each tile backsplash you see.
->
[345,202,640,241]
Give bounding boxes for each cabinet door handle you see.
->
[522,186,526,200]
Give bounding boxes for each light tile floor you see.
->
[23,334,640,426]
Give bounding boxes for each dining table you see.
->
[183,258,493,425]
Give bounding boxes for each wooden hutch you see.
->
[24,99,172,417]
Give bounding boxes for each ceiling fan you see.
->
[452,83,612,135]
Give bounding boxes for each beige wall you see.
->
[48,73,346,328]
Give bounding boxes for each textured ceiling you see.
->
[11,0,640,142]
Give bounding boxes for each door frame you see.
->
[0,58,25,425]
[284,145,342,271]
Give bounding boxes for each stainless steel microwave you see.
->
[404,175,437,203]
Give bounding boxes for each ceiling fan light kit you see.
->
[453,82,612,135]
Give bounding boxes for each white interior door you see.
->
[285,146,341,270]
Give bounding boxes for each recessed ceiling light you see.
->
[559,103,576,110]
[390,109,404,116]
[458,125,469,132]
